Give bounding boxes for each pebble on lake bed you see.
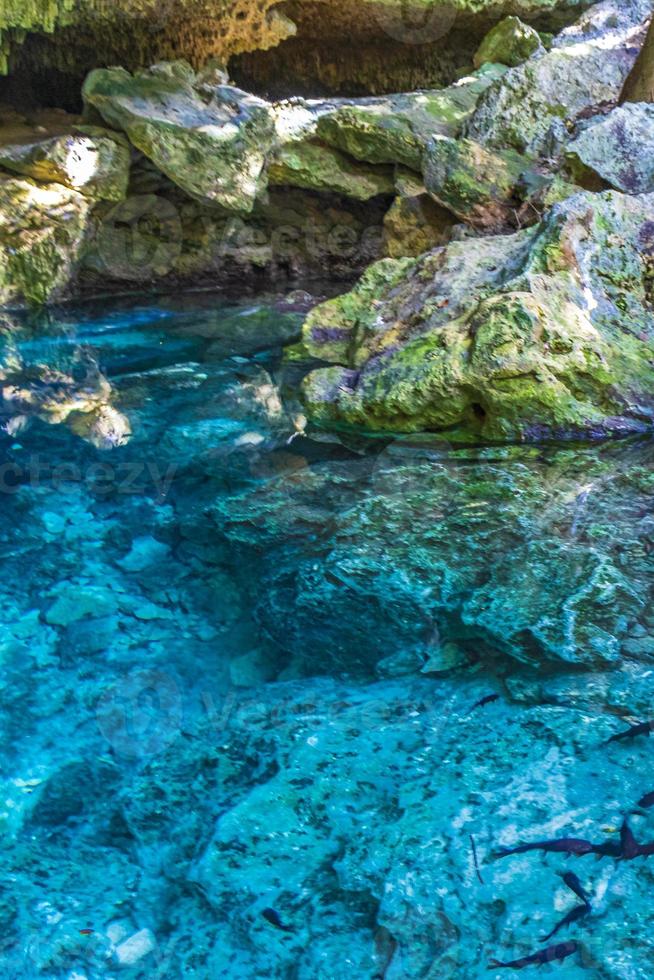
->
[114,928,156,966]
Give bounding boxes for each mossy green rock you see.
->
[82,62,276,212]
[474,15,543,68]
[0,127,130,201]
[383,169,454,258]
[0,176,91,307]
[566,103,654,194]
[301,190,654,440]
[315,65,507,172]
[424,135,545,229]
[466,0,649,154]
[267,141,394,201]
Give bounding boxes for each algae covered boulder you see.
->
[300,190,654,441]
[466,0,650,154]
[383,168,454,258]
[566,103,654,194]
[267,141,394,201]
[83,62,276,212]
[424,135,545,229]
[315,65,507,172]
[474,15,543,68]
[0,127,130,201]
[0,176,91,307]
[213,437,654,672]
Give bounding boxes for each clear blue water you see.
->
[1,295,653,978]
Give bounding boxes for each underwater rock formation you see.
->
[11,664,654,976]
[212,436,654,673]
[0,296,651,979]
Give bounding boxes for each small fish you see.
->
[560,871,590,905]
[620,818,641,860]
[79,929,94,936]
[471,694,500,711]
[488,940,578,970]
[617,819,654,859]
[589,839,623,859]
[541,902,590,943]
[470,834,484,885]
[261,907,293,933]
[638,790,654,809]
[606,720,652,745]
[496,838,595,858]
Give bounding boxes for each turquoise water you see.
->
[1,295,653,978]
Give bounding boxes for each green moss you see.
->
[0,176,91,307]
[474,16,542,69]
[268,142,395,201]
[424,135,543,229]
[299,190,654,440]
[301,256,415,365]
[315,66,507,172]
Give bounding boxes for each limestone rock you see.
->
[383,169,454,258]
[566,103,654,194]
[0,127,130,201]
[268,141,394,201]
[423,135,546,230]
[0,0,298,75]
[114,928,156,967]
[184,666,654,976]
[315,65,507,172]
[300,190,654,441]
[466,0,651,155]
[474,15,543,68]
[0,0,588,92]
[83,63,276,212]
[0,176,91,307]
[214,437,654,671]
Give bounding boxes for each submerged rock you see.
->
[179,666,654,977]
[0,294,653,978]
[300,190,654,441]
[83,62,276,212]
[213,438,654,673]
[566,102,654,194]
